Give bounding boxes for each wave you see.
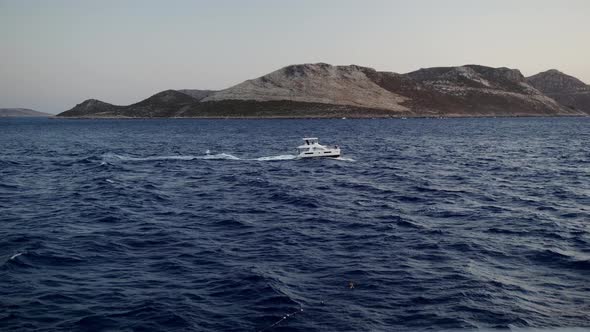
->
[526,248,590,271]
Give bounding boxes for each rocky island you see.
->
[57,63,590,118]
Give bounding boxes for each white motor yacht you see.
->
[297,138,341,158]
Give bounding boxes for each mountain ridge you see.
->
[58,63,588,118]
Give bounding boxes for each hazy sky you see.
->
[1,0,589,113]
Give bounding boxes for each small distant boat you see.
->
[296,137,340,158]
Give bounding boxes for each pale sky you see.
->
[1,0,589,114]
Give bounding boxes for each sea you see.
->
[1,117,589,332]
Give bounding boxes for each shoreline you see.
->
[51,114,589,120]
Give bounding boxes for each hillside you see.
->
[60,100,121,117]
[177,89,217,101]
[58,63,588,118]
[396,65,571,116]
[0,108,53,117]
[527,69,590,115]
[202,63,409,112]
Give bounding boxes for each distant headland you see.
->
[57,63,590,118]
[0,108,53,117]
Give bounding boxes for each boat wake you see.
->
[101,152,353,163]
[102,152,239,162]
[253,155,298,161]
[333,156,356,162]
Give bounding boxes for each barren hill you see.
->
[203,63,409,112]
[527,69,590,114]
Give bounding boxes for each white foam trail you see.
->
[102,153,239,162]
[252,155,298,161]
[334,156,356,162]
[105,179,115,183]
[10,252,23,260]
[200,153,241,160]
[125,155,197,161]
[102,152,354,163]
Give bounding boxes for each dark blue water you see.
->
[1,117,589,331]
